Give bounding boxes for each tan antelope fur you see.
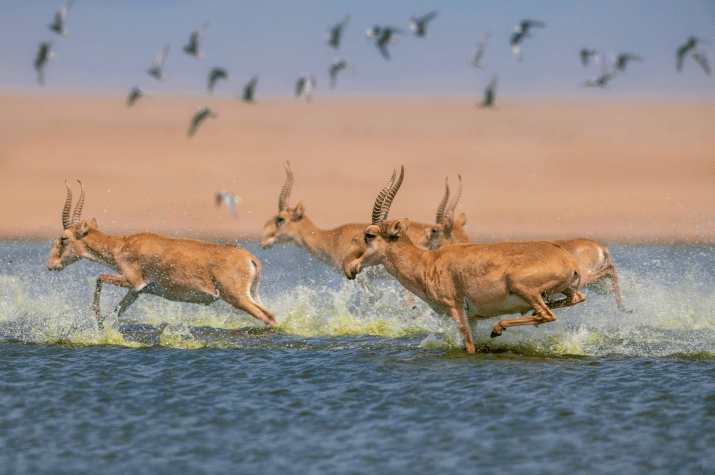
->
[47,181,276,328]
[417,178,623,308]
[551,239,623,308]
[343,167,585,353]
[260,161,434,270]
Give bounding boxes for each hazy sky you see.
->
[1,0,713,99]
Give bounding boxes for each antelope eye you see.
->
[275,216,285,226]
[364,233,376,243]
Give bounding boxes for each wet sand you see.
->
[0,93,713,244]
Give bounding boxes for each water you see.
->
[1,241,714,474]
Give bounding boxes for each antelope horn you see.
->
[379,165,404,222]
[445,174,462,217]
[71,180,85,225]
[372,169,397,224]
[435,177,450,224]
[62,181,72,229]
[278,161,294,212]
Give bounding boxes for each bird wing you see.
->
[154,45,169,67]
[693,50,712,75]
[676,46,688,72]
[378,43,391,60]
[295,77,305,96]
[580,49,591,67]
[60,1,72,19]
[418,10,439,23]
[196,21,209,40]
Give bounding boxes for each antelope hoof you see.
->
[490,326,503,338]
[465,343,475,354]
[96,315,105,330]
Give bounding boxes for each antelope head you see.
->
[343,166,410,279]
[260,161,309,248]
[417,175,468,250]
[47,180,99,271]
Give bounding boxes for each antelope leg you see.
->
[448,304,475,353]
[93,274,133,328]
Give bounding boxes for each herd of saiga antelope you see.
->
[47,162,623,353]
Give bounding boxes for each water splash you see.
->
[2,244,714,357]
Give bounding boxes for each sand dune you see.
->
[1,93,713,244]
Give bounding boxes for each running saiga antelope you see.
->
[343,167,585,353]
[47,181,276,328]
[417,180,623,308]
[416,175,469,250]
[260,161,435,270]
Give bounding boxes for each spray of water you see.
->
[2,246,714,356]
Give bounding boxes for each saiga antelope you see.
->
[416,175,469,250]
[260,161,435,271]
[417,179,624,309]
[343,167,585,353]
[47,181,276,328]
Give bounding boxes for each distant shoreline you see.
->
[2,94,713,246]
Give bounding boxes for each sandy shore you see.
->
[1,93,713,244]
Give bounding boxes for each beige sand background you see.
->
[1,93,713,244]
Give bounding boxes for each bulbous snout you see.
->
[46,260,64,271]
[260,231,276,249]
[343,260,362,280]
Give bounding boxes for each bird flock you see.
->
[32,4,713,137]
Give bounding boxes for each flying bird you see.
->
[295,75,317,101]
[614,53,641,72]
[326,15,350,49]
[478,74,497,108]
[187,107,218,138]
[207,67,231,94]
[468,32,491,68]
[183,21,208,58]
[126,86,145,107]
[239,76,258,102]
[409,10,438,38]
[48,1,73,36]
[329,58,354,88]
[366,26,403,60]
[677,37,711,75]
[581,72,617,88]
[510,20,546,62]
[147,44,170,81]
[34,41,55,85]
[216,191,242,216]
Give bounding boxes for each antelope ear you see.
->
[75,218,94,238]
[457,213,467,226]
[388,218,410,238]
[89,217,99,229]
[292,201,305,221]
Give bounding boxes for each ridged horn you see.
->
[71,180,85,225]
[372,169,397,224]
[445,174,462,217]
[278,161,294,212]
[62,181,72,230]
[435,177,450,224]
[379,165,404,222]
